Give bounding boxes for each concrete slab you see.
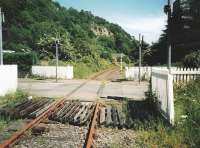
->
[69,80,101,101]
[18,79,86,98]
[18,79,149,101]
[101,81,148,100]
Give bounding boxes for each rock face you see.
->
[91,24,113,37]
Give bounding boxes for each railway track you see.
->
[0,67,119,148]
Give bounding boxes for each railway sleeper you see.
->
[51,101,71,120]
[67,104,82,123]
[29,99,54,118]
[56,102,76,122]
[73,105,87,125]
[111,107,119,127]
[62,103,80,123]
[19,99,49,117]
[105,105,113,127]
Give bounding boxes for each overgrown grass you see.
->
[0,90,28,107]
[134,79,200,147]
[0,90,28,139]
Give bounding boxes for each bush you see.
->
[183,50,200,68]
[4,52,39,72]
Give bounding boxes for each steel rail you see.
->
[84,102,100,148]
[0,67,113,148]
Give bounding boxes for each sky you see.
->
[56,0,167,44]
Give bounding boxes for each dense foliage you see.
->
[4,52,39,71]
[0,0,138,65]
[145,0,200,67]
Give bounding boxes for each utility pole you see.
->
[120,53,123,72]
[139,34,142,84]
[0,8,5,65]
[167,0,172,71]
[55,40,59,82]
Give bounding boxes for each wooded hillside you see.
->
[0,0,138,64]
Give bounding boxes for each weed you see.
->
[0,90,28,107]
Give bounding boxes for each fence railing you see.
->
[126,66,200,82]
[151,68,174,125]
[151,67,200,125]
[125,66,152,80]
[171,68,200,83]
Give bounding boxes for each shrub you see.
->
[183,50,200,68]
[4,52,39,72]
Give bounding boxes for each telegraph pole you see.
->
[0,8,5,65]
[139,34,141,84]
[120,53,123,72]
[167,0,172,71]
[55,40,59,82]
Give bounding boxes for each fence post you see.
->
[168,73,174,125]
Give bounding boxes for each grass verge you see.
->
[134,78,200,147]
[0,90,28,141]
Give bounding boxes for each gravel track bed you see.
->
[94,127,139,148]
[14,123,88,148]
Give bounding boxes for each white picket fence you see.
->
[126,66,200,82]
[171,68,200,83]
[125,66,152,80]
[151,67,200,125]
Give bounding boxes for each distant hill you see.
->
[1,0,139,63]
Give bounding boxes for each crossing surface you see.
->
[18,79,148,101]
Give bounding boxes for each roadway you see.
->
[18,68,148,101]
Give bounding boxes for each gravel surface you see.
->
[94,127,139,148]
[14,123,88,148]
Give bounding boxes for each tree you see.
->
[37,31,74,61]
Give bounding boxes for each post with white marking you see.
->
[120,53,123,72]
[55,40,59,82]
[0,8,5,65]
[139,34,142,84]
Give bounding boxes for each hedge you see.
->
[3,52,39,72]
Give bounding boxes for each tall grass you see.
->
[0,90,28,107]
[0,90,28,136]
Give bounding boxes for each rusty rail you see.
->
[0,80,89,148]
[0,99,65,148]
[0,67,113,148]
[84,102,100,148]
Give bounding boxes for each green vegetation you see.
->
[40,58,112,79]
[134,79,200,147]
[1,0,139,75]
[4,52,39,72]
[0,91,28,141]
[0,90,28,108]
[73,59,112,79]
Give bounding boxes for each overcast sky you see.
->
[56,0,167,44]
